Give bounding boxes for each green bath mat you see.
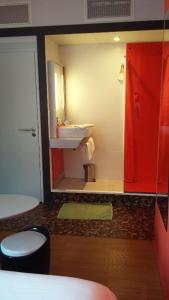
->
[57,202,113,220]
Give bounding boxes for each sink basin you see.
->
[58,124,94,138]
[50,137,82,149]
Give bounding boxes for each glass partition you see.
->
[46,30,168,194]
[157,1,169,230]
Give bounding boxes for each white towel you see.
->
[81,137,95,161]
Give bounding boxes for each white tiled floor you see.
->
[55,178,123,193]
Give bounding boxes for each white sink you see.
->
[58,124,94,138]
[50,124,95,149]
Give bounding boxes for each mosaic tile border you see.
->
[0,197,155,240]
[52,192,156,207]
[0,194,155,240]
[0,193,156,240]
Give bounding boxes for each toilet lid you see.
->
[0,231,47,257]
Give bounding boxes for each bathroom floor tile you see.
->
[55,178,123,193]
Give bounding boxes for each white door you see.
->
[0,37,43,201]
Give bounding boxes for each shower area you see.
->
[46,31,169,195]
[125,41,169,195]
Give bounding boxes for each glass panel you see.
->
[157,2,169,230]
[46,31,165,194]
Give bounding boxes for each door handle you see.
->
[17,128,36,137]
[18,128,36,132]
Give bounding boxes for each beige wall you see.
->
[60,43,126,180]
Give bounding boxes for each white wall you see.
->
[0,0,164,27]
[60,43,126,180]
[30,0,164,25]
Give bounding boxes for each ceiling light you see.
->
[114,36,120,42]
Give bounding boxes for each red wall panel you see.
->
[51,148,64,189]
[124,43,162,193]
[154,204,169,300]
[165,0,169,11]
[154,43,169,300]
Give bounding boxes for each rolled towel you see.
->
[88,137,95,152]
[81,137,95,161]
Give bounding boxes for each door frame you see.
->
[0,20,165,202]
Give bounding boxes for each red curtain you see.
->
[124,43,162,193]
[165,0,169,12]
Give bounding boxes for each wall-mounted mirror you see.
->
[48,61,65,137]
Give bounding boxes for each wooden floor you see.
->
[50,235,163,300]
[0,232,163,300]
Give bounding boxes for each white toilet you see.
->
[0,226,50,274]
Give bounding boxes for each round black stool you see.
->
[0,226,50,274]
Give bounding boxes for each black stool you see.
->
[0,226,50,274]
